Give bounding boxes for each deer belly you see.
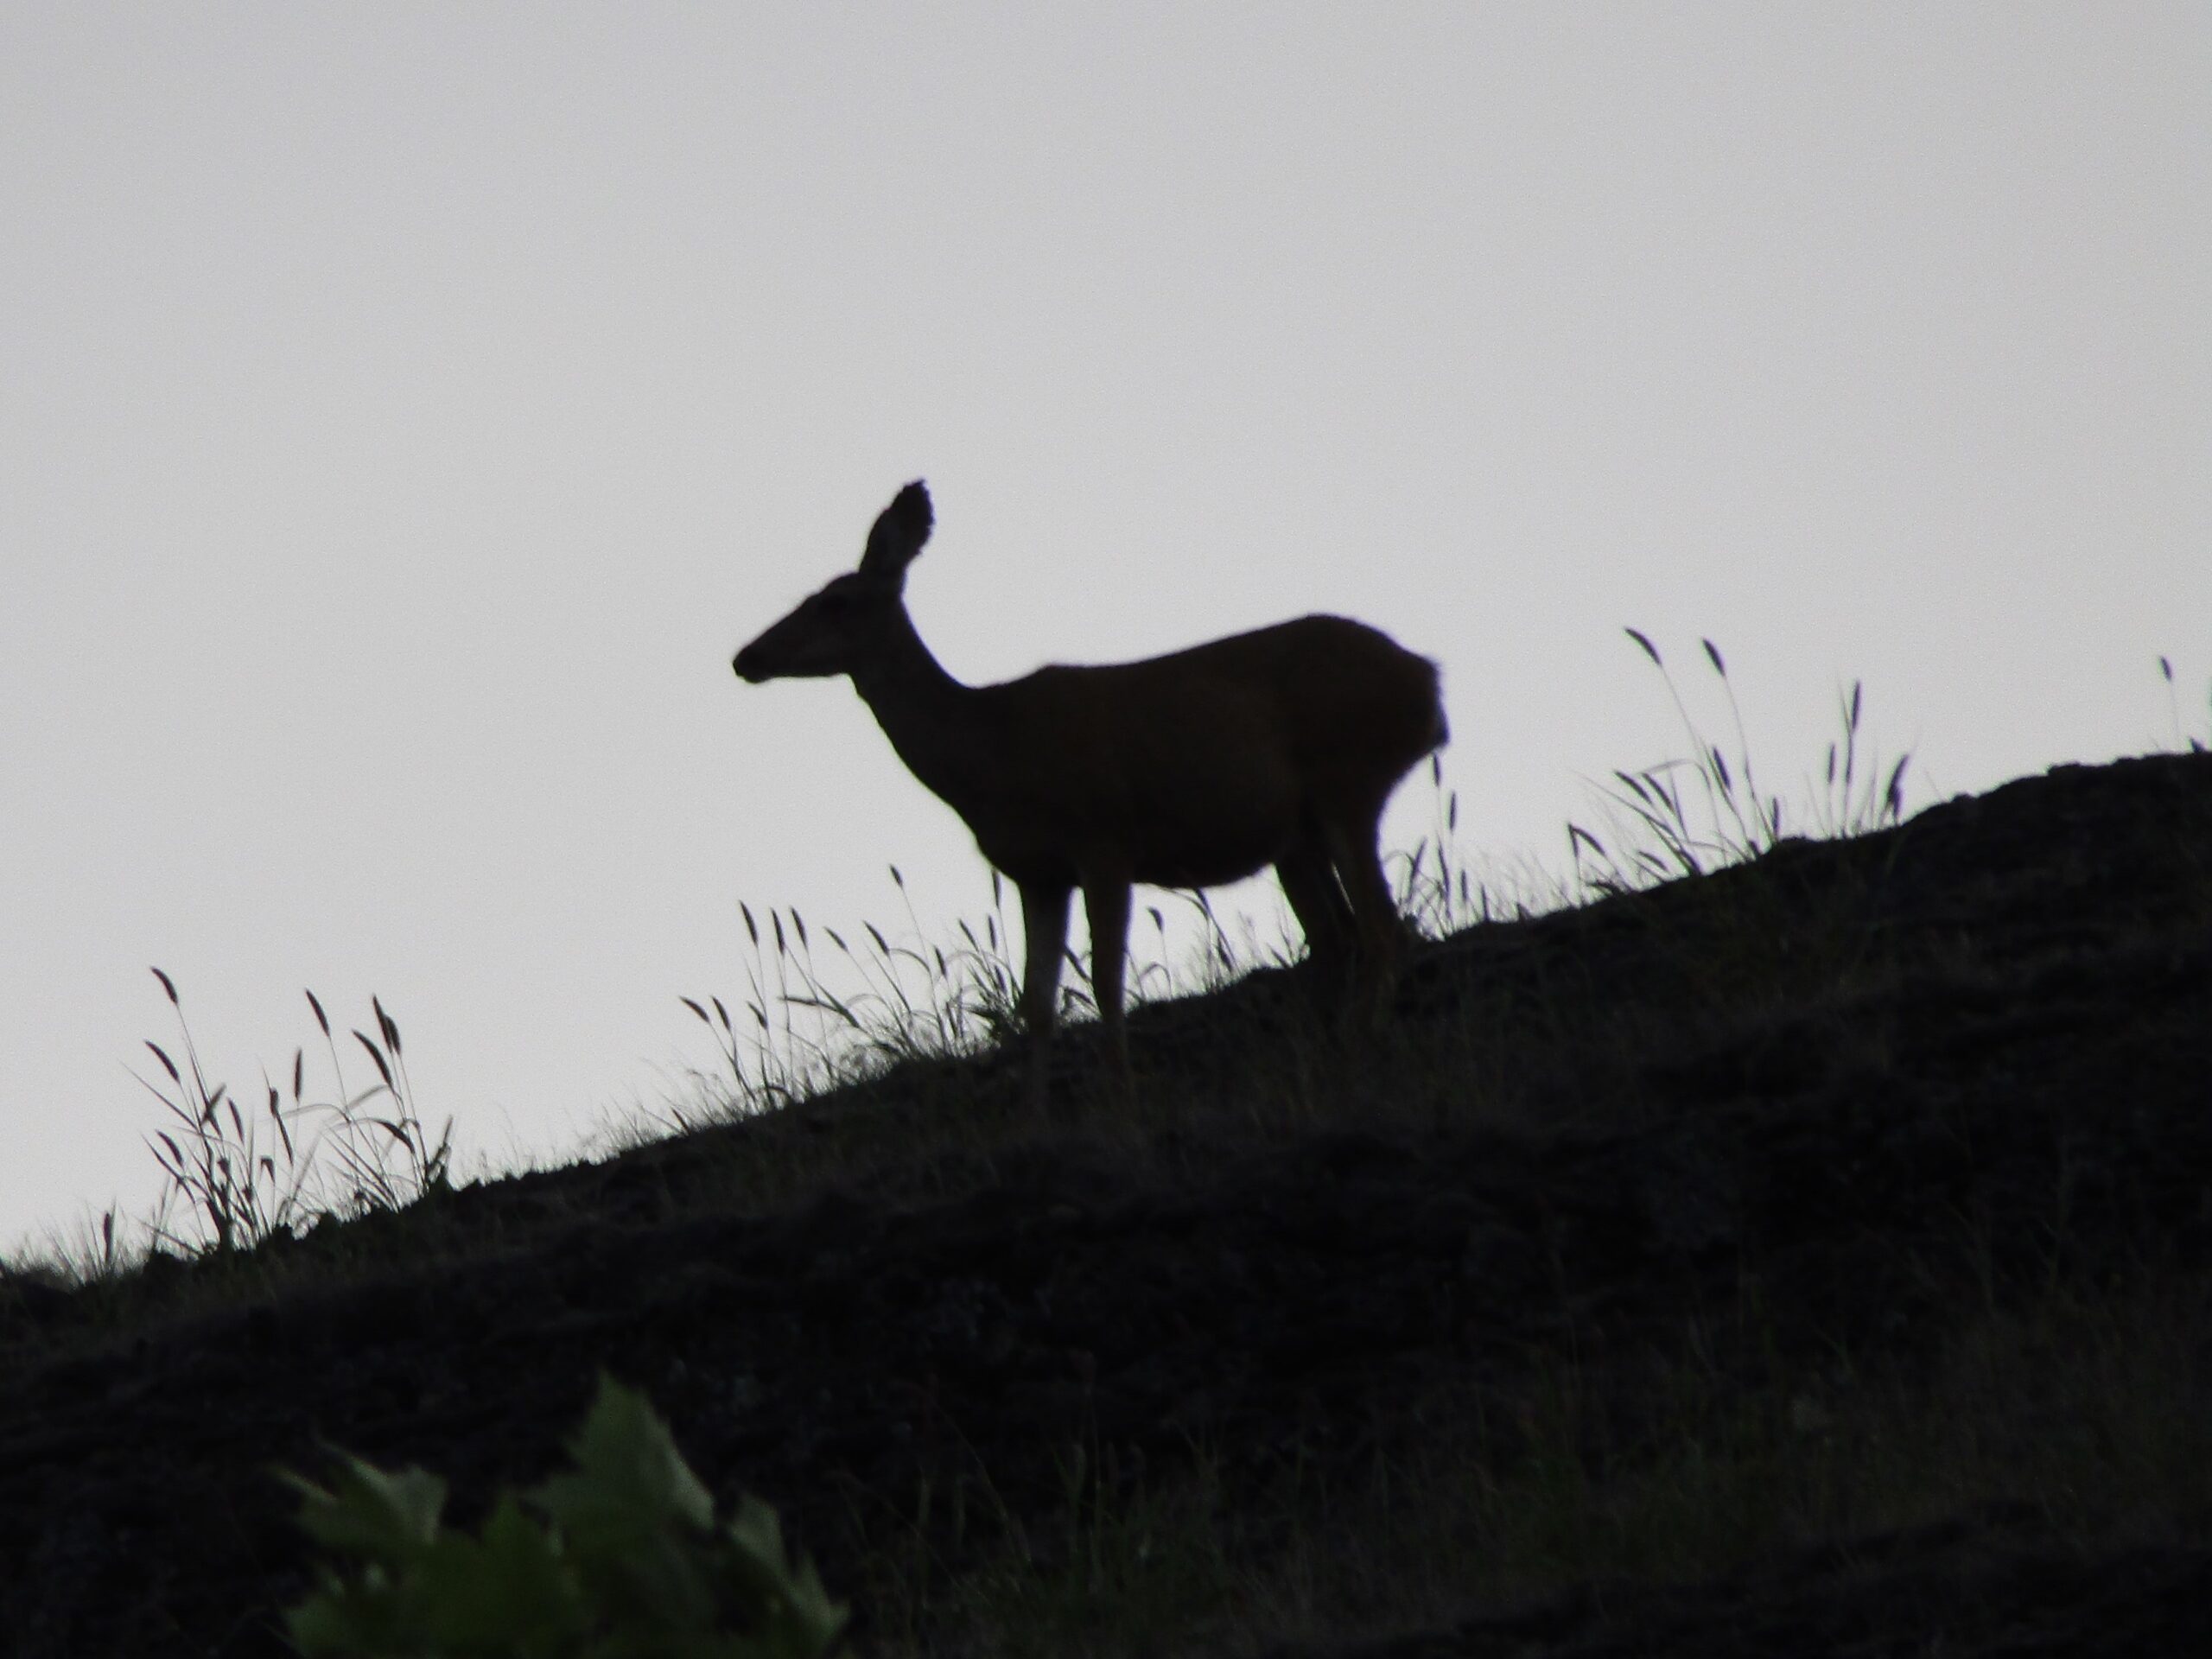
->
[963,764,1293,891]
[1122,795,1288,889]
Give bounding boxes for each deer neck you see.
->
[848,607,1001,813]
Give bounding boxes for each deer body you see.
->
[734,482,1446,1109]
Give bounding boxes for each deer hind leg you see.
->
[1276,830,1357,996]
[1019,880,1072,1112]
[1082,874,1135,1104]
[1320,794,1408,1020]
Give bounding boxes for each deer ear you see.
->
[859,480,933,579]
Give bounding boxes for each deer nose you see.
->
[733,645,765,683]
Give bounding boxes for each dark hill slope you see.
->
[3,751,2211,1657]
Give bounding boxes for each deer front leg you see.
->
[1082,874,1134,1103]
[1019,880,1072,1112]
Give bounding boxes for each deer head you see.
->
[733,481,932,683]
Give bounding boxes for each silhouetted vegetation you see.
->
[4,645,2211,1656]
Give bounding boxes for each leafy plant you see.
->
[283,1376,846,1658]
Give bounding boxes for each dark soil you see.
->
[1275,1516,2212,1658]
[4,750,2211,1656]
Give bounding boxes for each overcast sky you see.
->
[3,5,2206,1249]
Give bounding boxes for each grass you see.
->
[2,629,1856,1281]
[659,741,1548,1143]
[2159,654,2211,753]
[855,1274,2212,1658]
[2,976,454,1319]
[132,969,452,1257]
[11,633,2209,1655]
[27,631,2203,1287]
[1567,631,1910,894]
[1,631,1866,1300]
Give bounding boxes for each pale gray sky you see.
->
[3,5,2206,1244]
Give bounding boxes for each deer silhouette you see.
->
[734,481,1447,1109]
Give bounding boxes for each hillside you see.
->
[4,749,2212,1656]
